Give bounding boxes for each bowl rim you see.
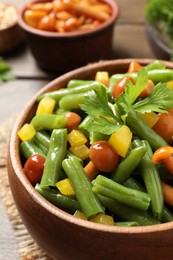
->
[9,58,173,235]
[18,0,119,38]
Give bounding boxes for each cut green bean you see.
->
[93,175,150,211]
[59,92,86,110]
[40,129,67,188]
[20,139,46,159]
[35,184,80,214]
[38,82,105,103]
[67,79,95,88]
[62,157,104,219]
[111,145,146,183]
[31,114,67,131]
[97,194,159,226]
[133,139,164,220]
[126,108,168,150]
[34,130,50,149]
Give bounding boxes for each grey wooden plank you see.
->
[0,79,49,123]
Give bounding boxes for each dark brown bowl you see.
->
[145,22,172,61]
[18,0,119,73]
[7,58,173,260]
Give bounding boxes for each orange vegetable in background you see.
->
[152,110,173,143]
[127,61,143,73]
[152,146,173,174]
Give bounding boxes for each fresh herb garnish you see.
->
[80,86,121,135]
[0,57,14,83]
[80,66,173,134]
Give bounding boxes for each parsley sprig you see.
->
[80,67,173,135]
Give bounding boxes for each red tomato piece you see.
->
[89,141,119,173]
[64,112,81,131]
[24,154,46,185]
[152,110,173,143]
[139,79,154,98]
[112,76,134,99]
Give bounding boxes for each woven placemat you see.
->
[0,114,51,260]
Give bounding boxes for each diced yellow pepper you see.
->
[69,144,89,160]
[167,80,173,89]
[95,71,109,87]
[139,112,159,128]
[108,125,132,157]
[67,129,87,147]
[90,213,114,225]
[74,210,87,220]
[17,123,36,141]
[56,178,75,197]
[36,96,56,115]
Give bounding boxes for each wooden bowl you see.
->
[18,0,119,73]
[0,3,25,54]
[7,58,173,260]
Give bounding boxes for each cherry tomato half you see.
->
[89,141,119,173]
[152,110,173,143]
[24,154,46,185]
[64,112,81,131]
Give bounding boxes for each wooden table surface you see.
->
[0,0,157,259]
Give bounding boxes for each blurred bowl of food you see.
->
[7,58,173,260]
[18,0,119,73]
[0,2,25,54]
[144,0,173,60]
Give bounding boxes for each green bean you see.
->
[40,129,67,188]
[31,114,67,131]
[34,130,50,149]
[67,79,95,88]
[161,207,173,223]
[126,108,168,150]
[111,146,146,183]
[97,194,159,226]
[35,184,80,214]
[92,175,150,211]
[124,176,173,223]
[115,221,139,227]
[62,157,104,219]
[38,82,104,103]
[20,139,46,159]
[133,139,164,220]
[59,92,86,110]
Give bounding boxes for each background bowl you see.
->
[18,0,119,73]
[7,58,173,260]
[145,22,172,61]
[0,3,25,54]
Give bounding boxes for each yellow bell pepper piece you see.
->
[74,210,87,220]
[90,213,114,225]
[139,112,159,128]
[56,178,75,197]
[95,71,109,87]
[167,80,173,89]
[17,123,36,141]
[108,125,132,157]
[67,129,87,147]
[36,96,56,115]
[69,144,89,160]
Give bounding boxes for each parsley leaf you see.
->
[80,86,121,134]
[0,57,14,84]
[132,82,173,113]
